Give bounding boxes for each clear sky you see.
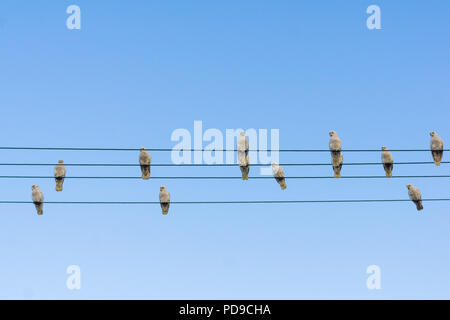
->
[0,0,449,299]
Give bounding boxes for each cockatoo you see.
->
[430,132,444,166]
[332,153,344,178]
[407,184,423,211]
[139,147,152,179]
[381,146,394,177]
[329,130,342,165]
[32,185,44,215]
[159,185,170,215]
[237,131,250,180]
[54,160,66,191]
[272,162,286,190]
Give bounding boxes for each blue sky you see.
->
[0,0,449,299]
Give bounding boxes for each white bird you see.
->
[272,162,286,190]
[430,131,444,166]
[139,147,152,179]
[54,160,66,191]
[237,132,250,180]
[329,131,342,176]
[159,185,170,215]
[381,146,394,177]
[407,184,423,211]
[32,185,44,215]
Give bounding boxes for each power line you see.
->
[0,146,448,152]
[0,161,447,167]
[1,175,450,179]
[1,198,450,205]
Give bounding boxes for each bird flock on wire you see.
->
[30,131,445,215]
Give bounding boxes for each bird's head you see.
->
[32,185,37,190]
[430,132,436,137]
[381,146,387,151]
[160,185,166,191]
[58,160,64,164]
[329,131,336,137]
[140,147,146,151]
[240,132,245,137]
[406,184,412,190]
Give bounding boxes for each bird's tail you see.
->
[161,203,169,215]
[333,164,342,178]
[240,166,249,180]
[432,151,443,166]
[55,179,64,192]
[141,165,151,180]
[415,200,423,211]
[34,203,43,215]
[279,180,287,190]
[384,163,393,178]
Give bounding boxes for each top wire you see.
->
[0,146,448,152]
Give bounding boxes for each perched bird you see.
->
[407,184,423,211]
[54,160,66,191]
[381,146,394,177]
[139,147,152,179]
[32,185,44,215]
[430,132,444,166]
[329,130,342,165]
[159,185,170,215]
[237,132,250,180]
[332,153,344,178]
[272,162,286,190]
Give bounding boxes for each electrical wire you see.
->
[0,147,448,152]
[1,198,450,205]
[0,161,447,167]
[0,175,450,179]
